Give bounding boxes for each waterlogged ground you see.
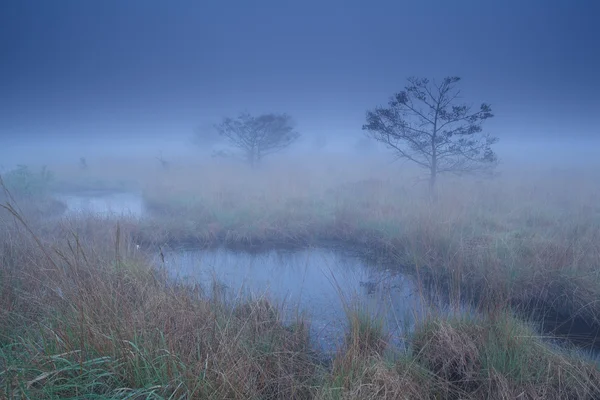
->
[160,246,471,354]
[50,191,468,353]
[47,190,597,357]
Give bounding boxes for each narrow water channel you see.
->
[56,191,144,217]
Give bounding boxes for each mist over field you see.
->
[1,1,600,398]
[1,0,598,170]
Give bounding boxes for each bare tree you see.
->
[79,157,88,170]
[214,112,300,166]
[363,77,498,190]
[156,152,170,170]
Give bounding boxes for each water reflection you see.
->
[162,247,463,354]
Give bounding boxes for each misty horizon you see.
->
[1,0,599,171]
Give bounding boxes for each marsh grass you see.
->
[2,208,600,398]
[0,205,319,399]
[3,157,600,398]
[125,158,600,346]
[412,313,600,398]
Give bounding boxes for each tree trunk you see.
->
[429,170,436,193]
[431,103,439,197]
[247,150,256,168]
[429,162,437,199]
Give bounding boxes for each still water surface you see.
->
[161,246,463,353]
[57,191,144,217]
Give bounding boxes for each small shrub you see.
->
[1,165,54,198]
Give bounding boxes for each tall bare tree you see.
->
[214,112,300,166]
[363,77,498,190]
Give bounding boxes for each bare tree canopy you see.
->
[363,77,498,189]
[214,112,300,166]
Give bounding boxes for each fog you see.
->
[2,135,599,174]
[1,0,598,173]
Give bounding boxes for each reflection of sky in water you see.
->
[162,247,462,354]
[57,192,144,218]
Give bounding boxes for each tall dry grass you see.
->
[46,156,600,336]
[127,157,600,334]
[0,205,319,398]
[3,155,600,398]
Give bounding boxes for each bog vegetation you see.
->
[2,151,600,399]
[1,78,599,399]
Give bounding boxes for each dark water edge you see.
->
[521,300,600,356]
[153,243,600,363]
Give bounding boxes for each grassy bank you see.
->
[2,206,600,399]
[3,156,600,398]
[0,211,319,399]
[34,157,600,342]
[129,159,600,344]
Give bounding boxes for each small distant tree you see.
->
[363,77,498,190]
[1,165,54,197]
[156,152,170,169]
[79,157,88,170]
[214,112,300,166]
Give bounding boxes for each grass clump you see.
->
[342,308,387,359]
[318,356,433,400]
[412,314,600,399]
[317,308,434,400]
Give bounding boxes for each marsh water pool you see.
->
[56,191,144,217]
[159,246,470,354]
[51,191,467,353]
